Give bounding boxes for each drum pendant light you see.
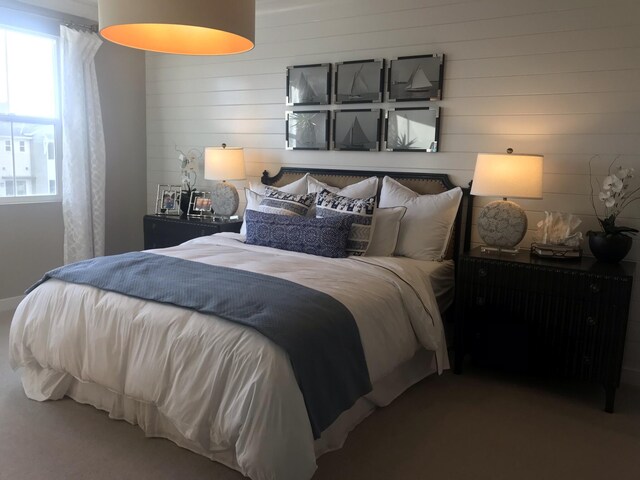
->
[98,0,255,55]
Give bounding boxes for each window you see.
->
[0,26,60,201]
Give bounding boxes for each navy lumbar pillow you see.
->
[245,209,353,258]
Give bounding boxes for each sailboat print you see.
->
[405,65,432,92]
[295,72,318,103]
[342,117,370,147]
[347,65,369,99]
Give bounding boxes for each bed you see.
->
[9,168,472,480]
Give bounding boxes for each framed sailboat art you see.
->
[333,109,382,151]
[285,111,330,150]
[388,54,444,101]
[286,64,332,106]
[335,59,385,104]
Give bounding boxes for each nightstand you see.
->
[143,215,243,249]
[454,247,635,413]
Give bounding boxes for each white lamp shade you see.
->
[471,153,544,199]
[204,146,246,181]
[98,0,255,55]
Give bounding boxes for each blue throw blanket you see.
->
[28,252,372,438]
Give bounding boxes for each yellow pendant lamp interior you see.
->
[98,0,255,55]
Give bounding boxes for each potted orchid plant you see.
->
[176,146,201,214]
[588,155,639,262]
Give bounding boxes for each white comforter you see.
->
[9,233,448,480]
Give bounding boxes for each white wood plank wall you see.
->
[145,0,640,384]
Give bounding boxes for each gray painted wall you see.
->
[0,11,146,298]
[97,44,147,257]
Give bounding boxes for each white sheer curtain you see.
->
[60,26,106,264]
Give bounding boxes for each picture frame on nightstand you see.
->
[188,191,213,218]
[155,184,182,215]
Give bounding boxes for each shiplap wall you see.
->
[145,0,640,384]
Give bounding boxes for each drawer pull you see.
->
[586,316,597,327]
[478,268,488,278]
[589,283,601,294]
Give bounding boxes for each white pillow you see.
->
[240,189,262,235]
[307,175,378,198]
[249,173,308,196]
[241,173,310,235]
[365,206,407,257]
[379,176,462,261]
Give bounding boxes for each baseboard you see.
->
[621,367,640,388]
[0,295,24,313]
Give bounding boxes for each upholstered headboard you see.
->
[261,167,473,260]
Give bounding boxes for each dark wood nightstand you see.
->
[454,247,635,413]
[143,215,243,249]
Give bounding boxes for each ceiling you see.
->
[16,0,99,20]
[15,0,322,23]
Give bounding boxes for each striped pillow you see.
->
[316,189,376,256]
[258,187,316,216]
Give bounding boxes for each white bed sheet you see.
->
[9,233,449,480]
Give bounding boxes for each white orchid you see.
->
[602,175,623,192]
[616,168,631,179]
[175,146,201,191]
[589,155,640,235]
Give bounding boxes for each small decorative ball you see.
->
[477,200,527,248]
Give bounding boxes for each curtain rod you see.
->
[63,21,98,33]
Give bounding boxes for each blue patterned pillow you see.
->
[257,186,316,216]
[316,189,376,256]
[245,210,353,258]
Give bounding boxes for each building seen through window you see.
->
[0,26,58,199]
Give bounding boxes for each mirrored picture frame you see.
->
[286,64,332,106]
[155,184,182,215]
[333,109,381,151]
[285,111,330,150]
[384,107,440,152]
[334,59,385,104]
[188,191,213,218]
[387,54,444,102]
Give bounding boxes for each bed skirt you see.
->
[18,349,437,475]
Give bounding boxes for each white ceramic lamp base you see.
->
[477,199,528,253]
[211,182,240,217]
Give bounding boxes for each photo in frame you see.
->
[285,111,330,150]
[286,64,331,105]
[384,107,440,152]
[387,54,444,101]
[333,109,381,151]
[188,191,213,217]
[335,59,385,104]
[155,184,182,215]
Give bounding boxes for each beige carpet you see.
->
[2,309,640,480]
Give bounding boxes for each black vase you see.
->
[588,232,632,263]
[180,190,192,216]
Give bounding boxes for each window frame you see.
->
[0,24,62,205]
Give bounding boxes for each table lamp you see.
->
[204,144,246,218]
[471,148,543,253]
